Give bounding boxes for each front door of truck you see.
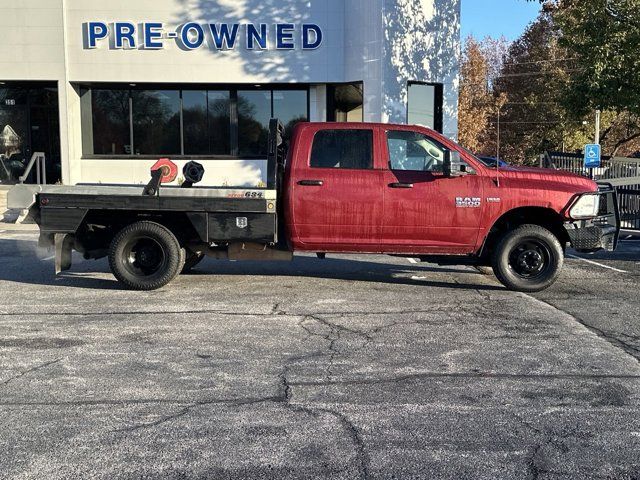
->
[381,127,484,254]
[290,126,384,251]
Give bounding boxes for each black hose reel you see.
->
[181,161,205,188]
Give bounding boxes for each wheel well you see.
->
[481,207,569,259]
[76,210,202,254]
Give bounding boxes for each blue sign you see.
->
[83,22,323,51]
[584,144,601,168]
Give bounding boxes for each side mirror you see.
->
[443,150,466,177]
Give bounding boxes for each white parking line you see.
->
[567,254,628,274]
[41,255,55,261]
[407,258,419,264]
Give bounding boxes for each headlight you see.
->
[569,193,600,219]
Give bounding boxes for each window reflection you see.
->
[208,91,230,155]
[238,90,271,156]
[273,90,307,140]
[92,89,130,155]
[132,90,181,155]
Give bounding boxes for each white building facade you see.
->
[0,0,460,187]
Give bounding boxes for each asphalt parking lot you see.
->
[1,227,639,479]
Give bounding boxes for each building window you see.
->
[132,90,181,155]
[91,89,131,155]
[182,90,231,155]
[327,83,363,122]
[238,90,271,156]
[81,85,308,158]
[407,82,443,132]
[310,129,373,169]
[273,90,308,138]
[208,91,231,155]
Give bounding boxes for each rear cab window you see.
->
[310,129,373,170]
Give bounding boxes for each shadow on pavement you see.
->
[0,238,504,291]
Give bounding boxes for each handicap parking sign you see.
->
[584,144,601,168]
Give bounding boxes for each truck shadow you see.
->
[0,238,502,291]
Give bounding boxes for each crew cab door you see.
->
[381,127,484,254]
[288,125,384,251]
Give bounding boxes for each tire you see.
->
[108,221,184,290]
[181,251,205,274]
[491,224,564,293]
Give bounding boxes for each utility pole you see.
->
[595,109,601,144]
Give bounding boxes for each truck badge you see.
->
[456,197,481,208]
[236,217,248,229]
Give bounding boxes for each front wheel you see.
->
[108,221,184,290]
[491,225,564,293]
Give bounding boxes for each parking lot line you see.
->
[567,254,628,274]
[41,255,55,261]
[407,258,419,264]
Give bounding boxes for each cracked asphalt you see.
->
[1,228,640,479]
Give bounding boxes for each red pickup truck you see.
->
[28,119,619,292]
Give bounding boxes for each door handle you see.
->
[389,182,414,189]
[298,180,324,186]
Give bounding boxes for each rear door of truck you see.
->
[287,124,384,252]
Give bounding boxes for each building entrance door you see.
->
[0,82,61,185]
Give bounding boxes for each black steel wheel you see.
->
[492,224,564,292]
[109,221,183,290]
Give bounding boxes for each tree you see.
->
[528,0,640,155]
[492,13,576,163]
[458,37,507,155]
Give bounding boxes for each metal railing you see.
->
[18,152,47,185]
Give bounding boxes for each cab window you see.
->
[310,129,373,170]
[386,130,446,172]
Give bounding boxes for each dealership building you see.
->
[0,0,460,187]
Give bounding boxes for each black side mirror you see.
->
[443,150,466,177]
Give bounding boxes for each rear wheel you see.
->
[491,224,564,292]
[108,221,183,290]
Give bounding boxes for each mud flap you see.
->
[54,233,74,274]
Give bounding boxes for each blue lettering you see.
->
[302,24,322,49]
[180,22,204,49]
[209,23,239,49]
[246,24,267,50]
[114,22,136,49]
[276,23,295,49]
[143,22,163,49]
[86,22,108,48]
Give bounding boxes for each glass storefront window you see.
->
[273,90,308,140]
[92,89,131,155]
[81,85,307,158]
[182,90,208,155]
[208,91,231,155]
[132,90,181,155]
[238,90,271,156]
[0,90,28,183]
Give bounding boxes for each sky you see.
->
[461,0,542,41]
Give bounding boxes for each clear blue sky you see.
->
[461,0,542,41]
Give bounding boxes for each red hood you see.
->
[495,165,598,193]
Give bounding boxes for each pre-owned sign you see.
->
[83,22,323,51]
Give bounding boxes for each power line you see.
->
[502,58,578,66]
